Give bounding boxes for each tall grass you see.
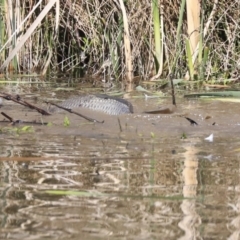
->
[119,0,133,89]
[0,0,6,66]
[170,0,186,77]
[0,0,58,72]
[152,0,162,75]
[0,0,239,84]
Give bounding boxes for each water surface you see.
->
[0,80,240,239]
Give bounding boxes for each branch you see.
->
[44,101,104,123]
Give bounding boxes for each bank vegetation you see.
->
[0,0,239,85]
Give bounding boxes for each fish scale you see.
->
[50,95,133,115]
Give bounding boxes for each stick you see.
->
[44,101,104,123]
[0,119,49,125]
[0,92,51,115]
[1,112,48,125]
[117,117,122,132]
[0,92,103,123]
[185,117,198,125]
[1,112,14,122]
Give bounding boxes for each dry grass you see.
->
[0,0,239,82]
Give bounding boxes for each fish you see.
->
[49,94,133,115]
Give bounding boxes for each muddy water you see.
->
[1,85,240,239]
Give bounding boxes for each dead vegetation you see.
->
[0,0,239,82]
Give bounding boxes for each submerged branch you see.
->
[1,112,14,122]
[1,112,48,125]
[0,92,51,115]
[44,101,104,123]
[0,92,104,123]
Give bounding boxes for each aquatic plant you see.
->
[63,115,70,127]
[0,125,34,135]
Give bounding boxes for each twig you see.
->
[1,112,14,122]
[117,117,122,132]
[44,101,104,123]
[0,92,104,123]
[0,92,51,115]
[185,117,198,126]
[1,111,48,125]
[0,120,49,125]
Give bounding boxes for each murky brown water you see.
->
[1,80,240,239]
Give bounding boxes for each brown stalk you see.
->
[117,0,133,89]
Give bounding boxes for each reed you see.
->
[198,12,209,81]
[119,0,133,88]
[0,0,58,72]
[0,0,238,84]
[0,0,6,65]
[171,0,186,76]
[186,0,200,57]
[152,0,162,74]
[185,39,194,80]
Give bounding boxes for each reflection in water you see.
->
[228,163,240,240]
[179,144,201,240]
[0,133,184,239]
[1,95,240,239]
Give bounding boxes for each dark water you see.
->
[0,79,240,239]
